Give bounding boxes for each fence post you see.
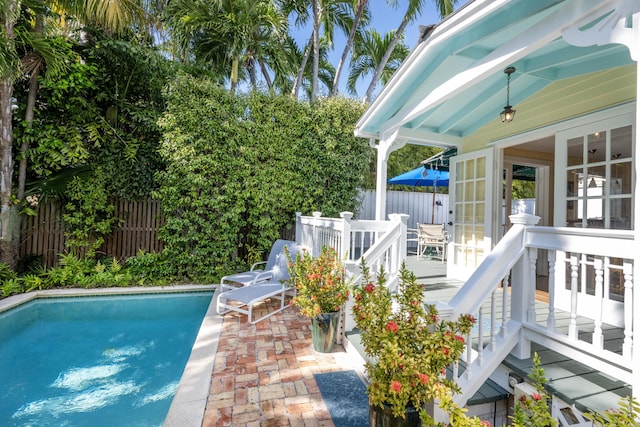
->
[295,212,302,243]
[312,211,322,257]
[339,212,353,260]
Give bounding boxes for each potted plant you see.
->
[352,261,484,427]
[286,245,351,353]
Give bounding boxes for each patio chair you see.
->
[417,223,447,263]
[215,242,306,323]
[219,239,295,287]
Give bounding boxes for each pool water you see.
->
[0,292,213,427]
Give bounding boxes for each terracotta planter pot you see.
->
[310,311,340,352]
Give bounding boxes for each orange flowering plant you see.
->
[286,246,351,318]
[353,261,481,425]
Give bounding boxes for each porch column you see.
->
[374,135,406,220]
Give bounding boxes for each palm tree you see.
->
[0,0,148,265]
[362,0,458,103]
[330,0,370,96]
[347,29,408,97]
[289,0,351,100]
[165,0,288,92]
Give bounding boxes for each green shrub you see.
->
[155,73,369,281]
[1,279,24,297]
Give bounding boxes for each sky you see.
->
[289,2,445,99]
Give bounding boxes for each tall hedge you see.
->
[155,73,370,281]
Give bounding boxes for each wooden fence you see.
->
[20,199,164,268]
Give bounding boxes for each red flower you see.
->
[443,347,450,355]
[531,393,543,401]
[355,294,362,301]
[364,283,375,293]
[417,373,429,385]
[454,335,465,344]
[480,421,493,427]
[390,381,402,393]
[386,321,399,333]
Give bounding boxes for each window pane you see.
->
[587,131,606,163]
[611,126,632,160]
[567,137,583,166]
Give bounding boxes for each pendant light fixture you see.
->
[500,67,516,123]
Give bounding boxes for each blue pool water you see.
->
[0,291,213,427]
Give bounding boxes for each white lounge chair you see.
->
[219,239,295,287]
[215,281,296,324]
[215,242,306,323]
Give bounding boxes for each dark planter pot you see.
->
[369,403,421,427]
[310,311,340,352]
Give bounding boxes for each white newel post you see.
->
[339,212,353,260]
[388,214,409,274]
[509,213,540,359]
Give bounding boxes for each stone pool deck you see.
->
[201,301,359,427]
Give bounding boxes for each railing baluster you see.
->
[592,257,604,349]
[500,274,509,337]
[465,330,472,380]
[527,247,538,323]
[477,306,484,367]
[547,251,556,331]
[622,262,633,358]
[569,254,579,340]
[490,288,497,352]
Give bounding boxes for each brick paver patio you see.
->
[202,300,358,427]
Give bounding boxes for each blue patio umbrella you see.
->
[388,167,450,223]
[388,166,449,187]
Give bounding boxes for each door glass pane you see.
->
[567,137,583,166]
[476,203,485,222]
[456,161,464,181]
[464,182,474,200]
[456,182,464,202]
[610,198,631,229]
[476,180,485,200]
[476,158,485,178]
[611,126,632,159]
[611,161,631,193]
[464,204,474,222]
[587,131,606,163]
[465,159,475,179]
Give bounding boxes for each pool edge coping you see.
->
[0,285,219,427]
[164,288,223,426]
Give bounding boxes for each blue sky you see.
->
[288,2,443,98]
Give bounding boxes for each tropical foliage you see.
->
[154,72,370,281]
[352,262,481,425]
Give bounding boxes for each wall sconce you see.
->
[500,66,516,123]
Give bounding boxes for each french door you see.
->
[447,148,495,281]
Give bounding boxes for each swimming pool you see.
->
[0,290,214,427]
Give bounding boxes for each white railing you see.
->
[295,211,409,331]
[435,214,636,407]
